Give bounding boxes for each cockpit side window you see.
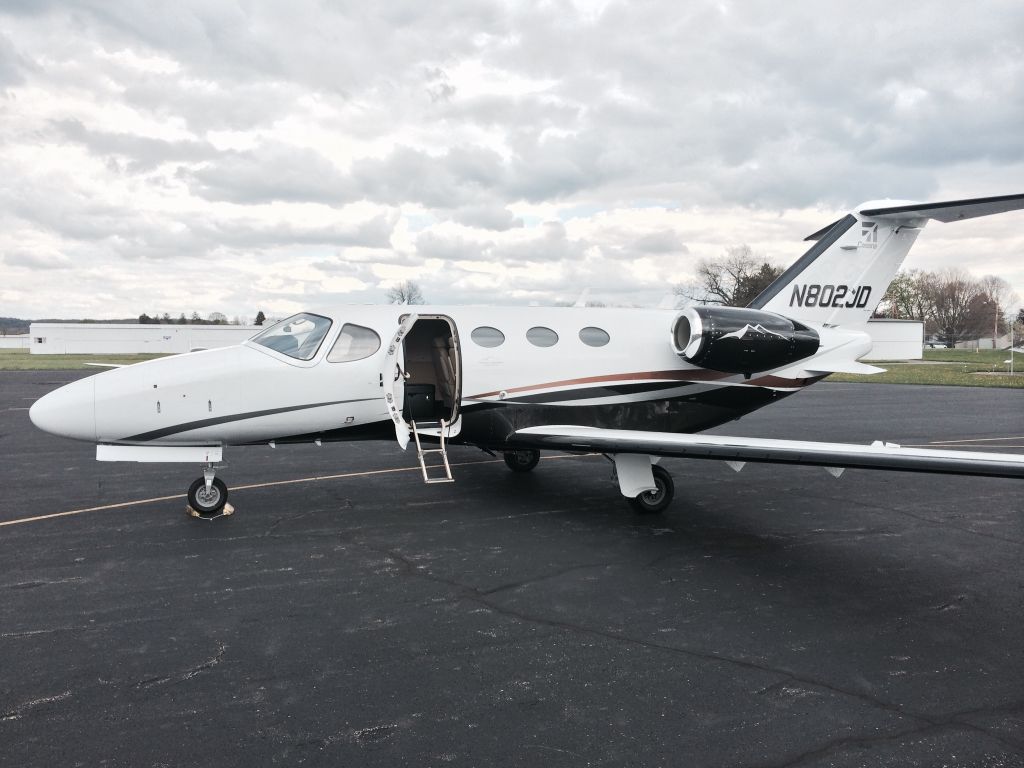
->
[327,324,381,363]
[252,313,333,361]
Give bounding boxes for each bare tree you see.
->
[978,275,1018,345]
[931,269,985,347]
[674,245,783,307]
[386,280,425,305]
[876,269,936,320]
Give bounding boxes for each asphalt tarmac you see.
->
[1,371,1022,767]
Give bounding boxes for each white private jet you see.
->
[30,194,1024,517]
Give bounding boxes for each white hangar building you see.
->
[29,323,261,355]
[860,319,924,360]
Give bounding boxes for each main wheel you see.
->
[504,449,541,473]
[629,465,674,514]
[187,477,228,515]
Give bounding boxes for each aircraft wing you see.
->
[512,426,1024,480]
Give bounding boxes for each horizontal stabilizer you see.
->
[861,193,1024,222]
[512,426,1024,480]
[807,360,886,375]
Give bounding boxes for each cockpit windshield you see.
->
[252,313,332,360]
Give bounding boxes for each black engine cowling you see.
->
[672,306,819,375]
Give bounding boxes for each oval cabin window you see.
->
[526,327,559,347]
[579,327,610,347]
[471,326,505,348]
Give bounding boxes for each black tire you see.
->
[629,464,674,514]
[187,477,228,515]
[503,449,540,473]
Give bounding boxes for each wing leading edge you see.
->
[513,426,1024,480]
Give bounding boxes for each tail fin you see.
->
[749,193,1024,327]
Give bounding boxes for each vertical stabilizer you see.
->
[749,193,1024,328]
[749,208,922,327]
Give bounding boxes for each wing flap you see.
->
[513,426,1024,480]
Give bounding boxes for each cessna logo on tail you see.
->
[860,222,878,248]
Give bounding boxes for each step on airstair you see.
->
[411,419,454,484]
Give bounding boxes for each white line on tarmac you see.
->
[0,454,598,528]
[926,436,1024,445]
[905,444,1024,449]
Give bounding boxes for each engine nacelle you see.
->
[672,306,819,375]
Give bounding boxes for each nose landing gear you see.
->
[187,465,233,519]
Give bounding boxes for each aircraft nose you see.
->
[29,377,97,442]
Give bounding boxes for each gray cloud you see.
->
[632,230,687,255]
[2,249,71,269]
[53,118,217,172]
[183,142,353,205]
[2,0,1023,317]
[0,32,28,88]
[450,204,523,231]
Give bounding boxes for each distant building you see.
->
[29,323,260,355]
[954,334,1012,350]
[863,319,924,360]
[0,334,30,350]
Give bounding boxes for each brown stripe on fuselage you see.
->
[469,369,741,400]
[468,369,825,401]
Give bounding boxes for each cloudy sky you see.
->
[1,0,1023,321]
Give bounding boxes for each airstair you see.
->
[411,419,454,484]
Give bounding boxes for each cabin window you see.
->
[327,324,381,363]
[579,327,610,347]
[252,313,332,361]
[526,326,559,347]
[471,326,505,348]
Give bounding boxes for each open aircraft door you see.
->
[382,312,416,450]
[381,312,463,449]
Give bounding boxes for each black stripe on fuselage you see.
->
[121,399,377,442]
[251,383,807,449]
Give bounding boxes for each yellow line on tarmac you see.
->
[0,494,186,527]
[0,454,597,529]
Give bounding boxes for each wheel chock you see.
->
[186,502,235,520]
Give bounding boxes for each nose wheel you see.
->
[187,465,230,518]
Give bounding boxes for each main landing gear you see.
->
[609,454,675,514]
[187,465,232,519]
[503,449,541,473]
[628,464,674,514]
